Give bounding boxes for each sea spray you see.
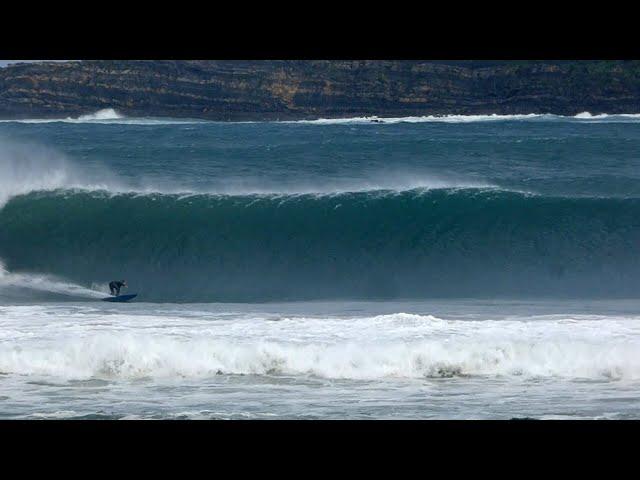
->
[0,260,105,299]
[0,138,123,207]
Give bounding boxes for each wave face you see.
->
[2,188,640,301]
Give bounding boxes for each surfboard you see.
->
[101,294,137,302]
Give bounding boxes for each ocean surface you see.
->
[1,110,640,419]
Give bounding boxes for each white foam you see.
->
[76,108,122,121]
[285,114,547,125]
[574,111,603,119]
[2,307,640,381]
[3,111,640,125]
[279,112,640,125]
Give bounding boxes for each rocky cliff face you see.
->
[1,60,639,120]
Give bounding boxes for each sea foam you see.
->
[281,112,640,125]
[1,308,639,381]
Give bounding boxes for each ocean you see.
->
[1,110,640,419]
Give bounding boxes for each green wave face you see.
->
[2,188,640,302]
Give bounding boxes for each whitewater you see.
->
[2,112,640,419]
[3,109,640,125]
[2,300,640,419]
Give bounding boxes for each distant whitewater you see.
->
[2,110,640,125]
[284,112,640,125]
[75,108,123,121]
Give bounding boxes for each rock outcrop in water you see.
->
[1,60,639,120]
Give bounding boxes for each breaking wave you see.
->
[76,108,123,121]
[2,187,640,301]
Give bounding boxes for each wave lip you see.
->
[0,137,502,203]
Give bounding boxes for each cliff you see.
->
[1,60,639,120]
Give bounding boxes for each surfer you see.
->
[109,280,127,296]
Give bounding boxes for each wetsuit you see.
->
[109,281,125,296]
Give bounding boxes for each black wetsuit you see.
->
[109,281,126,296]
